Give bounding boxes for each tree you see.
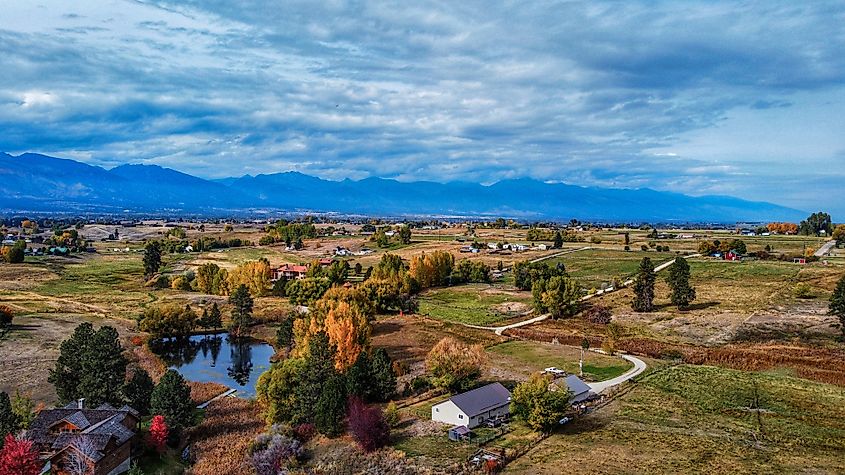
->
[552,231,563,249]
[206,303,222,329]
[369,348,397,402]
[425,337,484,391]
[292,333,340,428]
[830,275,845,336]
[10,392,34,431]
[799,212,833,236]
[347,397,390,452]
[276,316,295,351]
[314,373,347,437]
[227,260,272,297]
[536,276,581,319]
[124,369,155,416]
[0,393,16,446]
[0,434,39,475]
[229,284,254,337]
[666,257,696,309]
[150,370,194,434]
[399,225,412,245]
[510,374,571,431]
[631,257,656,312]
[256,357,306,424]
[148,415,169,453]
[513,261,567,291]
[833,224,845,246]
[2,241,24,264]
[140,304,197,338]
[143,241,162,277]
[49,324,127,407]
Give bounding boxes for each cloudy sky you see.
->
[1,1,844,215]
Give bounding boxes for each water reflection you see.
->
[148,334,274,397]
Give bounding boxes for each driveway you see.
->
[587,352,647,394]
[815,240,836,257]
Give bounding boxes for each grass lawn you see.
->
[486,340,632,382]
[507,364,845,474]
[394,426,501,462]
[34,254,145,297]
[416,284,534,326]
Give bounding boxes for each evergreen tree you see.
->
[0,392,17,446]
[48,322,95,403]
[553,231,563,249]
[77,326,128,407]
[315,373,347,437]
[229,285,254,337]
[632,257,656,312]
[368,348,396,402]
[666,257,696,309]
[276,316,294,350]
[123,368,155,416]
[207,303,222,329]
[830,275,845,336]
[143,241,162,277]
[292,333,337,425]
[398,225,412,245]
[345,352,371,400]
[150,370,194,434]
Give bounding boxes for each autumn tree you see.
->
[150,370,194,435]
[666,257,696,309]
[631,257,656,312]
[227,260,272,296]
[511,374,571,431]
[0,434,39,475]
[10,392,34,431]
[399,225,412,245]
[371,253,406,280]
[830,275,845,336]
[533,276,581,318]
[833,224,845,246]
[139,304,198,338]
[256,357,306,424]
[409,250,454,288]
[143,241,162,277]
[148,415,168,453]
[425,337,484,391]
[229,284,254,337]
[195,262,220,293]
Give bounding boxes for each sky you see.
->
[1,1,844,216]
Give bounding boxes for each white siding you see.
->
[431,400,468,426]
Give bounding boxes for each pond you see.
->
[149,334,275,398]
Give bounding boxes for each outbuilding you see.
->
[431,383,511,429]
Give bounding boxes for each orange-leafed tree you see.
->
[148,415,168,453]
[323,301,370,371]
[0,434,39,475]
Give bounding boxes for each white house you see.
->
[431,383,511,428]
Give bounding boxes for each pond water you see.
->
[149,334,275,398]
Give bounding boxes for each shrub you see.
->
[347,397,390,452]
[425,337,484,391]
[0,306,13,329]
[793,283,815,299]
[584,304,612,325]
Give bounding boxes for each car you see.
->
[559,417,572,425]
[543,367,567,376]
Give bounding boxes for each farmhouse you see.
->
[271,264,308,281]
[431,382,511,428]
[724,250,741,261]
[28,400,138,475]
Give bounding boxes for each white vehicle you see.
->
[559,417,572,425]
[543,367,567,376]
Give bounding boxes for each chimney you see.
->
[77,398,85,409]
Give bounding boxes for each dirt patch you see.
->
[0,314,134,403]
[490,301,533,317]
[0,264,59,291]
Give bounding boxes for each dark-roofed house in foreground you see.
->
[431,382,512,428]
[28,399,139,475]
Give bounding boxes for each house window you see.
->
[435,408,439,412]
[458,415,463,419]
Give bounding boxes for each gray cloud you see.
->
[0,0,844,216]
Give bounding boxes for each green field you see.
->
[545,249,677,289]
[508,365,845,474]
[416,284,534,326]
[486,340,632,382]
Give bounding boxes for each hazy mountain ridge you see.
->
[0,153,805,221]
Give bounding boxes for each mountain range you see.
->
[0,152,805,222]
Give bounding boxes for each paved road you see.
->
[815,240,836,257]
[587,352,647,394]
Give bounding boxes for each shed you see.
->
[448,425,471,441]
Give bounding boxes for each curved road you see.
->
[587,352,647,394]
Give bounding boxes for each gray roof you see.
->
[446,383,511,417]
[553,374,594,402]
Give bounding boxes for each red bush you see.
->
[347,397,390,452]
[583,304,612,325]
[0,434,39,475]
[149,415,168,453]
[294,423,316,443]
